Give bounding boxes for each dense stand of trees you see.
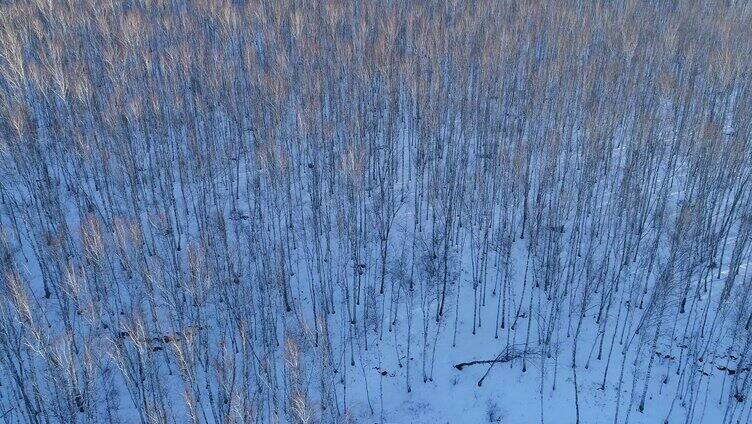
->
[1,0,751,423]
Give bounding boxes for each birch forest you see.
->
[1,1,751,423]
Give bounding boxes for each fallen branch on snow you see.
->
[454,345,540,386]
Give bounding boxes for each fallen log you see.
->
[454,346,539,386]
[454,357,517,371]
